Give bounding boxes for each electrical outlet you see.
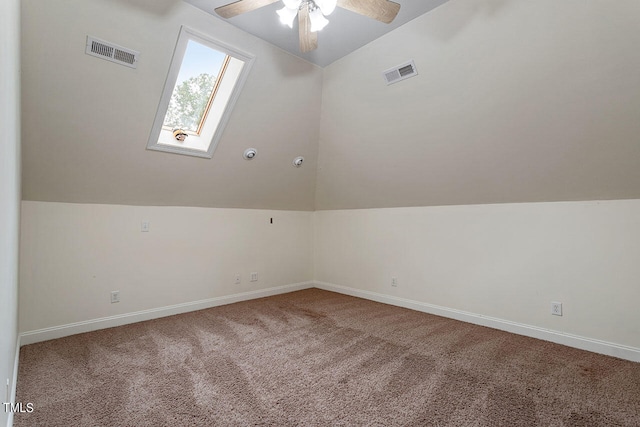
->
[111,291,120,303]
[234,274,241,284]
[250,272,258,282]
[141,221,150,232]
[551,301,562,316]
[391,277,398,287]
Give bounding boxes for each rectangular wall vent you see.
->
[383,60,418,85]
[85,36,139,69]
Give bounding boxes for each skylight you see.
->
[147,27,254,158]
[162,40,229,134]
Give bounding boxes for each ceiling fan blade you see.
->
[337,0,400,24]
[215,0,280,19]
[298,3,318,53]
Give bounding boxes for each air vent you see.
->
[85,36,139,69]
[383,60,418,85]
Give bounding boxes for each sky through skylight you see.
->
[176,40,227,85]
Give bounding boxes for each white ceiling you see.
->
[184,0,449,67]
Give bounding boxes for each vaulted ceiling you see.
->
[20,0,640,211]
[184,0,449,67]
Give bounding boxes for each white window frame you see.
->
[147,26,254,159]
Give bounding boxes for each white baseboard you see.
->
[18,280,640,363]
[314,281,640,363]
[20,282,314,346]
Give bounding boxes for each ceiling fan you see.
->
[215,0,401,53]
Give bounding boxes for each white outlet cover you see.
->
[551,302,562,316]
[111,291,120,303]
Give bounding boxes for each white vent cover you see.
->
[383,60,418,85]
[85,36,139,69]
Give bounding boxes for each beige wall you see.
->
[314,199,640,353]
[19,201,313,334]
[1,0,21,421]
[316,0,640,210]
[21,0,321,210]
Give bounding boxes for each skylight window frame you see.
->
[195,55,231,135]
[147,26,255,159]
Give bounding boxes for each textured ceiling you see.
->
[184,0,449,67]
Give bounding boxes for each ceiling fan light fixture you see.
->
[214,0,401,54]
[309,7,329,32]
[316,0,337,16]
[277,6,298,28]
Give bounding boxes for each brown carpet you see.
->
[14,289,640,426]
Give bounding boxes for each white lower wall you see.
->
[19,199,640,363]
[19,202,314,340]
[314,200,640,359]
[1,0,21,425]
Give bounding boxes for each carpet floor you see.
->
[14,289,640,426]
